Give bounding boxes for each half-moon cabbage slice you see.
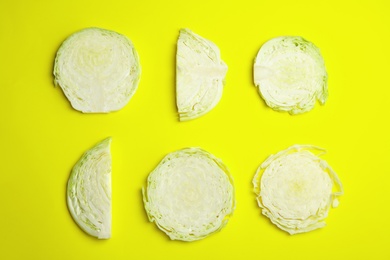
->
[143,147,235,241]
[254,36,328,114]
[54,27,141,113]
[176,29,228,121]
[253,145,343,234]
[67,137,112,239]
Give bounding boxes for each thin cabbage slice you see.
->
[176,29,228,121]
[67,137,112,239]
[253,145,343,235]
[254,36,328,114]
[142,147,235,241]
[54,27,141,113]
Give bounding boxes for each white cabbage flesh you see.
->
[67,137,112,239]
[54,27,141,113]
[176,29,228,121]
[143,147,235,241]
[254,36,328,114]
[253,145,343,235]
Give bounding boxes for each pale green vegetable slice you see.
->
[176,29,228,121]
[54,27,141,113]
[253,145,343,235]
[254,36,328,114]
[67,137,112,239]
[143,147,235,241]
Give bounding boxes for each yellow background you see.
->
[1,0,389,259]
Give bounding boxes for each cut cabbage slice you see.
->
[253,145,343,235]
[254,36,328,114]
[143,147,235,241]
[54,27,141,113]
[67,137,112,239]
[176,29,228,121]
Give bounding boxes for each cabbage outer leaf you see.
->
[54,28,141,113]
[143,147,235,241]
[67,137,112,239]
[254,36,328,114]
[176,29,228,121]
[253,145,343,234]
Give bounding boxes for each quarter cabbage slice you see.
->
[67,137,112,239]
[176,29,228,121]
[253,145,343,235]
[254,36,328,114]
[54,27,141,113]
[143,147,235,241]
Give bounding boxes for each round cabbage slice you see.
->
[253,145,343,235]
[142,147,235,241]
[54,27,141,113]
[254,36,328,114]
[176,29,228,121]
[67,137,112,239]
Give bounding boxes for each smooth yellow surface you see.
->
[1,0,389,259]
